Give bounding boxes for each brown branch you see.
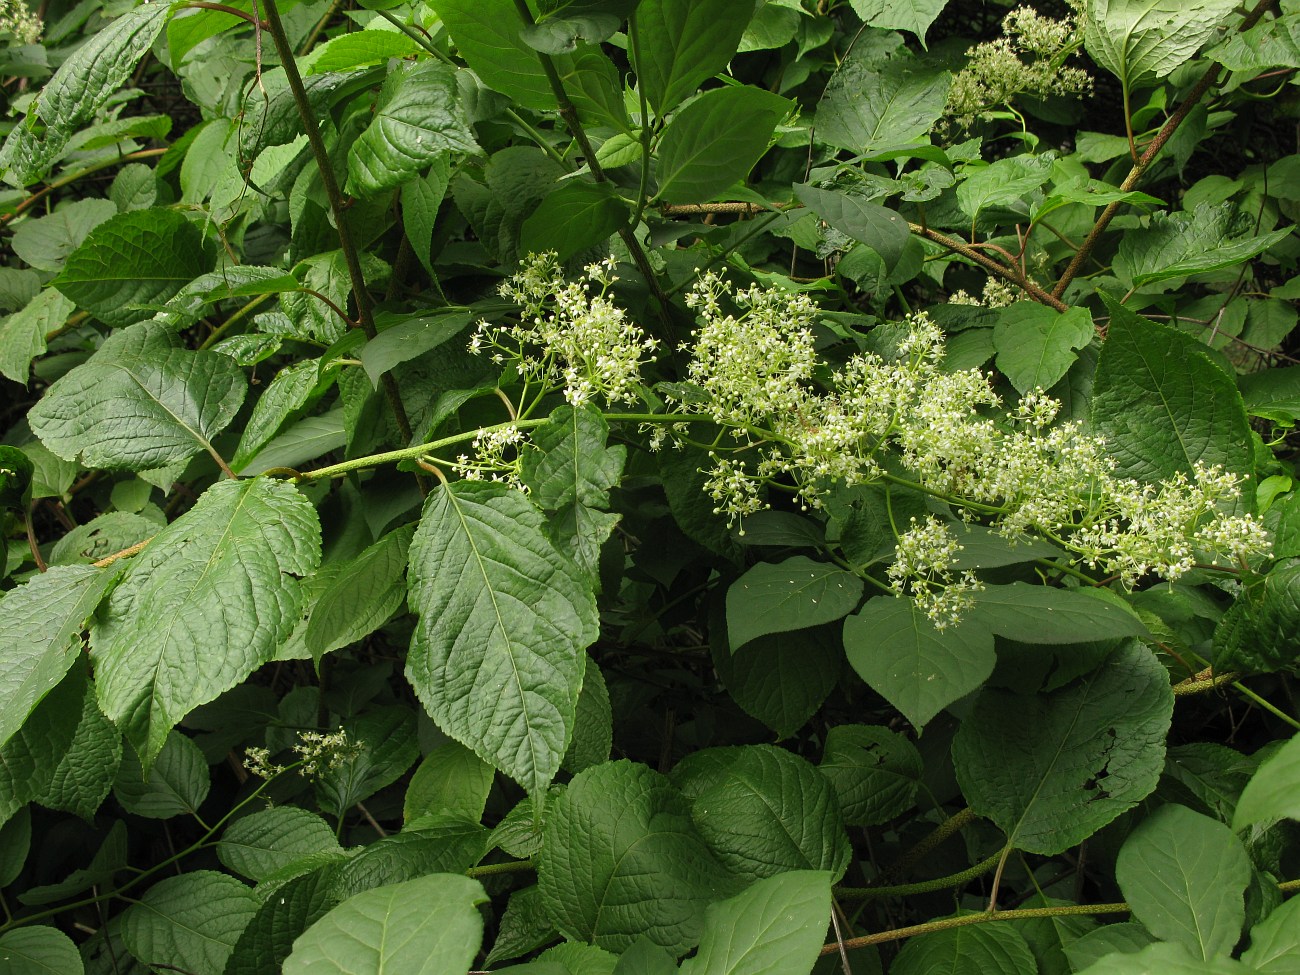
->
[1052,0,1281,299]
[911,224,1069,312]
[183,1,266,27]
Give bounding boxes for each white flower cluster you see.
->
[946,5,1091,123]
[888,517,984,630]
[948,278,1021,308]
[452,424,526,487]
[244,729,357,780]
[471,252,658,408]
[0,0,41,44]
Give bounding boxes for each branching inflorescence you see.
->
[466,254,1270,627]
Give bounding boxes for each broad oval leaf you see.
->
[952,640,1174,855]
[849,0,949,42]
[969,583,1151,644]
[634,0,751,115]
[29,321,246,473]
[726,556,864,652]
[404,740,495,824]
[1233,731,1300,831]
[346,60,478,198]
[520,180,632,261]
[121,870,257,975]
[284,874,487,975]
[405,481,598,795]
[993,302,1096,395]
[92,478,321,770]
[304,523,415,660]
[1116,804,1249,961]
[1115,204,1291,290]
[218,806,342,882]
[843,596,997,731]
[429,0,559,111]
[0,564,117,750]
[793,183,910,271]
[815,44,948,154]
[1085,0,1239,89]
[656,87,791,204]
[818,725,923,827]
[538,759,737,955]
[113,730,210,819]
[1242,895,1300,973]
[0,289,72,384]
[891,920,1037,975]
[677,871,833,975]
[52,209,211,326]
[711,625,841,740]
[0,926,83,975]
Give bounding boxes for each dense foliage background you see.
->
[4,0,1300,972]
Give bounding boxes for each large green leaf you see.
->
[891,921,1038,975]
[519,404,625,512]
[1209,14,1300,72]
[284,875,486,975]
[308,28,423,73]
[346,60,477,197]
[92,478,321,770]
[404,740,495,824]
[1091,296,1253,484]
[0,1,174,185]
[793,184,910,271]
[0,927,84,975]
[52,209,212,326]
[726,556,863,652]
[328,818,488,900]
[113,730,210,819]
[360,310,472,385]
[1214,564,1300,674]
[672,745,851,884]
[520,181,632,261]
[1114,204,1291,289]
[538,760,736,955]
[1242,895,1300,973]
[224,867,337,975]
[1085,0,1239,89]
[0,565,118,750]
[231,359,322,472]
[29,321,246,473]
[993,303,1096,395]
[848,0,949,42]
[1233,731,1300,831]
[430,0,559,111]
[1116,804,1249,961]
[843,597,997,730]
[304,523,414,660]
[406,482,598,795]
[217,807,342,882]
[815,48,948,153]
[1076,941,1258,975]
[121,871,257,975]
[655,86,790,204]
[563,655,612,774]
[0,288,72,384]
[677,871,833,975]
[952,640,1173,855]
[634,0,752,115]
[956,154,1055,224]
[969,584,1150,644]
[711,626,840,739]
[818,725,923,827]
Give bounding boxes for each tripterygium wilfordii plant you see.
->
[468,256,1269,627]
[244,729,358,780]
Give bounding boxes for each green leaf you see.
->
[239,410,347,476]
[430,0,558,111]
[520,404,626,511]
[818,725,922,827]
[346,60,478,198]
[634,0,752,115]
[673,745,852,883]
[957,154,1055,224]
[520,181,632,260]
[406,482,598,795]
[404,740,495,824]
[308,28,423,73]
[10,199,116,273]
[29,321,246,473]
[952,640,1174,855]
[726,556,863,652]
[232,359,322,472]
[563,655,612,774]
[1091,295,1253,484]
[1115,204,1292,289]
[0,2,174,185]
[1116,804,1249,961]
[52,209,212,327]
[92,478,321,769]
[1209,14,1300,72]
[0,565,117,750]
[402,158,452,280]
[122,870,257,975]
[891,920,1038,975]
[315,707,419,817]
[993,303,1095,395]
[792,184,910,271]
[1215,565,1300,674]
[849,0,949,42]
[284,874,486,975]
[538,760,736,955]
[27,672,121,821]
[843,597,997,730]
[360,310,472,386]
[218,807,342,882]
[224,866,337,975]
[0,445,33,512]
[305,523,414,660]
[1242,895,1300,973]
[0,927,84,975]
[329,819,488,899]
[677,871,832,975]
[656,87,790,204]
[711,626,841,740]
[1233,731,1300,831]
[0,288,72,384]
[19,820,125,906]
[487,885,560,966]
[815,49,948,153]
[113,730,210,819]
[969,584,1150,644]
[1085,0,1238,90]
[1076,941,1259,975]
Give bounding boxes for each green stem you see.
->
[260,0,417,452]
[837,849,1003,901]
[466,858,536,879]
[199,293,276,350]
